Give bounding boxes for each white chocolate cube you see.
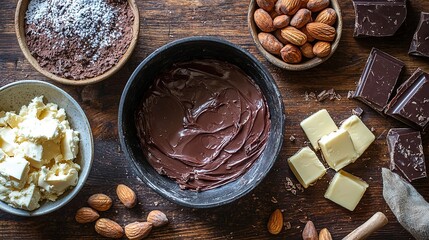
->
[324,170,368,211]
[318,129,359,171]
[300,109,338,150]
[288,147,326,188]
[340,115,375,157]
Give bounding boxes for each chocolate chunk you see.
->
[352,0,407,37]
[409,12,429,58]
[387,128,426,182]
[386,68,429,131]
[354,48,405,112]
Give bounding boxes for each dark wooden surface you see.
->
[1,0,428,239]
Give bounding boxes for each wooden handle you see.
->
[342,212,388,240]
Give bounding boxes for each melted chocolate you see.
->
[135,59,271,191]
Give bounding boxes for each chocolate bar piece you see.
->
[354,48,405,112]
[387,128,426,182]
[352,0,407,37]
[386,68,429,131]
[409,12,429,57]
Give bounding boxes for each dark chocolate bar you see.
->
[387,128,426,182]
[386,68,429,131]
[352,0,407,37]
[409,12,429,57]
[354,48,405,112]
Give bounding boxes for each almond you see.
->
[300,27,315,42]
[275,0,301,16]
[273,15,290,28]
[280,26,307,46]
[307,0,330,12]
[315,8,337,26]
[274,29,289,44]
[147,210,169,227]
[306,22,336,41]
[88,193,112,212]
[95,218,124,239]
[300,0,309,8]
[258,32,284,55]
[116,184,137,208]
[269,10,280,19]
[125,222,153,240]
[256,0,277,12]
[267,209,283,234]
[75,207,100,224]
[300,42,315,58]
[319,228,333,240]
[281,44,302,63]
[254,8,276,32]
[313,41,331,57]
[302,221,318,240]
[290,8,311,29]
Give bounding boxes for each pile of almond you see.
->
[254,0,337,64]
[75,184,168,239]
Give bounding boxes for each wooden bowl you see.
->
[15,0,139,85]
[248,0,342,71]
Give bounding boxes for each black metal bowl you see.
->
[118,36,284,208]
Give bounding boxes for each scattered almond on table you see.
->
[254,0,338,64]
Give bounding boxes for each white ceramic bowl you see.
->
[0,80,93,216]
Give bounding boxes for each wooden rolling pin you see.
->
[342,212,388,240]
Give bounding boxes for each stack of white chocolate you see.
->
[288,109,375,211]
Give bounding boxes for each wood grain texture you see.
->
[0,0,428,239]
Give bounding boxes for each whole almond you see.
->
[147,210,169,227]
[256,0,277,12]
[281,44,302,63]
[307,0,330,12]
[274,29,289,44]
[95,218,124,239]
[300,42,315,58]
[319,228,333,240]
[300,27,315,42]
[313,41,331,57]
[290,8,312,29]
[275,0,301,15]
[315,8,337,26]
[280,26,307,46]
[116,184,137,208]
[258,32,284,55]
[267,209,283,234]
[273,15,290,28]
[125,222,153,240]
[254,8,276,32]
[302,221,318,240]
[75,207,100,224]
[88,193,112,212]
[306,22,336,41]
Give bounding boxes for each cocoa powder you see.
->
[25,0,133,80]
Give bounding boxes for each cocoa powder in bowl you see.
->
[25,0,134,80]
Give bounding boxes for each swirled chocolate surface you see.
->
[135,59,270,191]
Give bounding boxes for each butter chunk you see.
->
[42,140,61,162]
[324,170,369,211]
[17,142,44,168]
[38,162,80,201]
[5,112,24,128]
[300,109,338,150]
[17,117,60,142]
[288,147,326,188]
[340,115,375,156]
[319,129,359,171]
[0,127,18,156]
[0,156,30,189]
[8,183,41,211]
[61,129,79,160]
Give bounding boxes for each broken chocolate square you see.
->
[352,0,407,37]
[354,48,405,112]
[387,128,426,182]
[409,12,429,58]
[386,68,429,131]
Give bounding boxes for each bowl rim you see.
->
[0,80,94,216]
[14,0,140,86]
[118,36,285,208]
[248,0,343,71]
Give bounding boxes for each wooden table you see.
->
[1,0,428,239]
